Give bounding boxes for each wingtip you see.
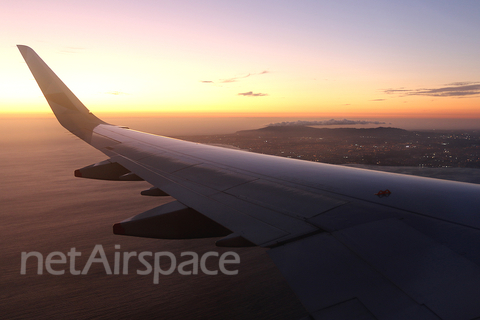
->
[17,44,108,140]
[17,45,34,57]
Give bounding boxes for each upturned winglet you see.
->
[17,45,107,142]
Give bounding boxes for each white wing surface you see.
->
[18,45,480,319]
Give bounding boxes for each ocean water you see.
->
[0,118,306,320]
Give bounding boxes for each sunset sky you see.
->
[2,0,480,122]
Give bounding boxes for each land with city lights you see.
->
[177,126,480,168]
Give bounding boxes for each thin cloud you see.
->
[238,91,268,97]
[385,82,480,97]
[201,70,270,84]
[383,88,410,94]
[268,119,386,126]
[220,73,250,83]
[106,91,129,95]
[370,99,385,101]
[447,81,475,86]
[59,47,86,54]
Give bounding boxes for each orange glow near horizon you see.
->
[6,60,479,120]
[4,84,480,119]
[3,109,480,119]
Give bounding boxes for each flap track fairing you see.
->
[113,201,232,239]
[74,160,143,181]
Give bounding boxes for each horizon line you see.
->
[3,111,480,119]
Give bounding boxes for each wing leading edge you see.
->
[18,45,480,319]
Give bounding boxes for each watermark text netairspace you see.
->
[21,244,240,284]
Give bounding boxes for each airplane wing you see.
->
[18,45,480,320]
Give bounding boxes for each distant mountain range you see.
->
[237,126,411,138]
